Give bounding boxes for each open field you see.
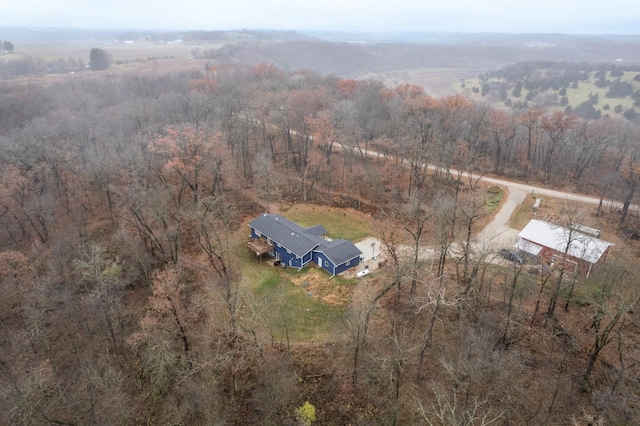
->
[562,73,638,111]
[12,41,195,62]
[456,69,640,119]
[358,67,483,97]
[4,35,638,116]
[1,30,270,62]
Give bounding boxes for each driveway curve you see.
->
[339,144,631,255]
[475,187,526,250]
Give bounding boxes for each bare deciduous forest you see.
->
[1,31,640,425]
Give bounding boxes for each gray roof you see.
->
[304,224,327,236]
[249,214,324,257]
[316,239,362,266]
[248,213,362,264]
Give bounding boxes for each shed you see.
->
[516,219,613,277]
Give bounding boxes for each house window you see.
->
[289,259,293,266]
[325,260,329,268]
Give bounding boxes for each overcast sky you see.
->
[2,0,639,34]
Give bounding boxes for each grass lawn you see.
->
[485,186,504,213]
[282,204,374,242]
[235,236,347,343]
[250,265,346,342]
[508,193,537,229]
[234,204,373,343]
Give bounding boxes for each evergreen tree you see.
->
[3,40,14,53]
[89,47,111,70]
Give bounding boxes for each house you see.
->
[248,213,362,277]
[515,219,613,277]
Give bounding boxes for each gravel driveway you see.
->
[475,187,526,252]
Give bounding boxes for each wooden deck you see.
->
[247,239,273,256]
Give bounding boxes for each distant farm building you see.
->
[515,219,613,277]
[248,213,362,277]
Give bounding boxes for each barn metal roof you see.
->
[515,239,543,256]
[518,220,613,264]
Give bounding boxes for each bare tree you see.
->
[342,284,377,389]
[127,265,195,399]
[546,205,588,320]
[254,149,277,209]
[345,263,411,390]
[193,196,238,332]
[73,244,125,356]
[415,270,456,383]
[455,174,487,293]
[487,110,513,174]
[403,93,436,196]
[149,126,222,205]
[495,263,524,350]
[617,144,640,227]
[518,108,544,178]
[418,326,506,426]
[580,263,640,391]
[404,191,433,296]
[417,386,503,426]
[540,111,577,183]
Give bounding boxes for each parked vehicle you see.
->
[526,264,551,275]
[498,248,524,264]
[357,268,370,278]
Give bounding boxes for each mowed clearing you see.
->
[282,203,375,242]
[236,204,379,342]
[358,68,485,97]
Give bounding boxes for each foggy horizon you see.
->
[2,0,639,35]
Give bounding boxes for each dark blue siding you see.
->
[276,247,302,268]
[334,256,360,275]
[302,251,312,266]
[314,252,335,274]
[250,223,359,275]
[251,226,302,268]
